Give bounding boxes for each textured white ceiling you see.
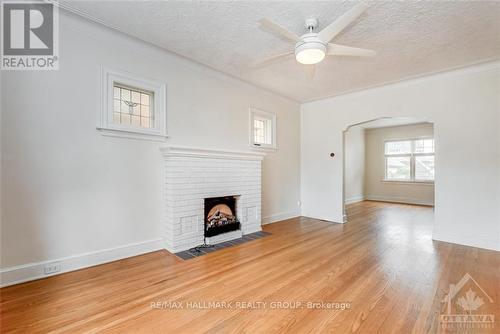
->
[60,1,500,102]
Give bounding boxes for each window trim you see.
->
[249,107,277,150]
[99,66,167,141]
[383,137,435,183]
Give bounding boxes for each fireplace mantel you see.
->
[160,145,264,252]
[160,146,265,161]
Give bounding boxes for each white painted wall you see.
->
[0,11,301,273]
[301,62,500,251]
[364,123,435,206]
[344,126,365,204]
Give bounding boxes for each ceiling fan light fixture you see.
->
[295,41,326,65]
[257,4,375,69]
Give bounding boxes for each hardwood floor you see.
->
[1,201,499,333]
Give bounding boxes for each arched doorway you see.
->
[342,117,435,221]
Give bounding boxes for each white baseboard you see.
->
[345,196,365,204]
[262,210,301,225]
[432,233,500,253]
[300,210,345,224]
[0,238,164,288]
[365,195,434,206]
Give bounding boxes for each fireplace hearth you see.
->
[204,196,240,237]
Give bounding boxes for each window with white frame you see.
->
[385,138,434,181]
[113,84,154,128]
[99,67,167,141]
[249,108,276,149]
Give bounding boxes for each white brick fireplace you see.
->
[160,146,265,252]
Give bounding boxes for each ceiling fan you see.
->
[255,3,376,70]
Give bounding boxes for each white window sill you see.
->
[382,179,434,185]
[250,144,277,152]
[97,127,168,142]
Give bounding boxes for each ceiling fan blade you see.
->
[327,43,376,57]
[252,51,294,68]
[318,3,368,43]
[304,64,316,80]
[259,18,301,43]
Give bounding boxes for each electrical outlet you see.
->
[44,263,61,275]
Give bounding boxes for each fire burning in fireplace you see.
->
[204,196,240,237]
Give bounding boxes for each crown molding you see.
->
[304,59,500,103]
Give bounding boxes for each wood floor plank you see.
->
[1,201,498,333]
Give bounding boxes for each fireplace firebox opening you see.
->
[204,196,240,237]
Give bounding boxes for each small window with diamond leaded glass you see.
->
[113,84,154,129]
[99,67,167,141]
